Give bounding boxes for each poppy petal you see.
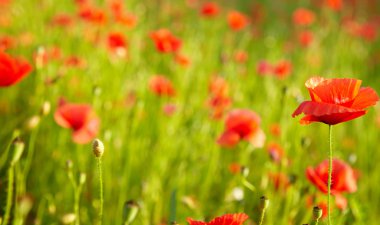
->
[244,128,265,148]
[217,130,240,148]
[350,87,379,109]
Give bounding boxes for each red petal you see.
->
[306,77,361,104]
[306,167,328,193]
[217,131,240,148]
[350,87,379,109]
[209,213,249,225]
[186,218,207,225]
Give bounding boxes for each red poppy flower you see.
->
[269,123,281,137]
[107,32,127,56]
[200,2,219,17]
[0,51,32,87]
[298,31,313,47]
[234,51,248,64]
[273,60,292,79]
[293,8,315,26]
[187,213,249,225]
[269,172,291,191]
[54,99,100,144]
[227,11,248,31]
[292,77,379,125]
[78,5,107,24]
[149,75,175,97]
[51,14,73,27]
[218,109,265,148]
[325,0,342,11]
[0,36,14,51]
[208,77,231,119]
[306,159,357,194]
[256,60,273,76]
[267,142,284,163]
[150,29,182,53]
[229,162,242,174]
[174,54,191,67]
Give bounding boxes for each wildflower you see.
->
[306,159,357,194]
[54,99,100,144]
[227,11,248,31]
[200,2,219,17]
[149,75,175,97]
[150,29,181,53]
[218,109,265,148]
[293,8,315,26]
[187,213,248,225]
[292,77,379,125]
[0,51,32,87]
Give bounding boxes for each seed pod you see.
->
[92,139,104,158]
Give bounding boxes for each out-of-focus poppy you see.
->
[269,123,281,137]
[218,109,265,148]
[229,162,242,174]
[325,0,342,11]
[267,142,284,163]
[109,0,137,27]
[78,5,107,25]
[0,36,14,51]
[234,50,248,64]
[174,54,191,67]
[150,29,182,53]
[0,51,32,87]
[256,60,273,76]
[269,172,291,191]
[163,103,176,116]
[298,31,314,47]
[227,11,248,31]
[107,32,127,57]
[54,99,100,144]
[292,77,379,125]
[306,159,357,194]
[187,213,249,225]
[200,2,219,17]
[51,14,73,27]
[293,8,315,26]
[208,76,231,119]
[273,60,292,79]
[149,75,176,97]
[65,55,86,68]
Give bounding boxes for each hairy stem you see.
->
[328,125,333,225]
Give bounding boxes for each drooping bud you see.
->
[40,101,51,116]
[11,138,25,166]
[92,139,104,158]
[122,200,139,225]
[79,172,86,185]
[312,206,322,220]
[260,196,269,210]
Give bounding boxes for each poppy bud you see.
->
[260,196,269,210]
[313,206,322,220]
[79,172,86,185]
[66,160,73,170]
[122,200,139,225]
[11,138,24,166]
[40,101,51,116]
[92,139,104,158]
[61,213,76,224]
[241,166,249,178]
[171,222,179,225]
[26,115,41,130]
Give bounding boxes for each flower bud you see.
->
[92,139,104,158]
[123,200,139,225]
[313,206,322,220]
[40,101,51,116]
[11,138,25,166]
[260,196,269,210]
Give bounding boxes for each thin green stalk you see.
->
[97,158,103,225]
[258,210,265,225]
[2,167,15,225]
[328,125,333,225]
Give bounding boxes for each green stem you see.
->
[3,167,15,225]
[258,208,266,225]
[97,158,103,225]
[328,125,333,225]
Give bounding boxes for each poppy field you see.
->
[1,0,380,224]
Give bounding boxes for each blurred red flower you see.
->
[54,99,100,144]
[107,32,127,56]
[0,51,32,87]
[229,162,242,174]
[0,36,14,51]
[175,54,191,67]
[292,77,379,125]
[227,11,248,31]
[78,5,107,24]
[269,172,291,191]
[293,8,315,26]
[273,60,292,79]
[187,213,249,225]
[218,109,265,148]
[298,31,314,47]
[149,75,175,97]
[256,60,273,76]
[306,159,357,194]
[51,14,73,27]
[267,142,284,163]
[150,29,182,53]
[234,50,248,64]
[200,2,219,17]
[109,0,137,27]
[208,76,231,119]
[325,0,342,11]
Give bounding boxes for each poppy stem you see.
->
[327,125,333,225]
[97,158,104,225]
